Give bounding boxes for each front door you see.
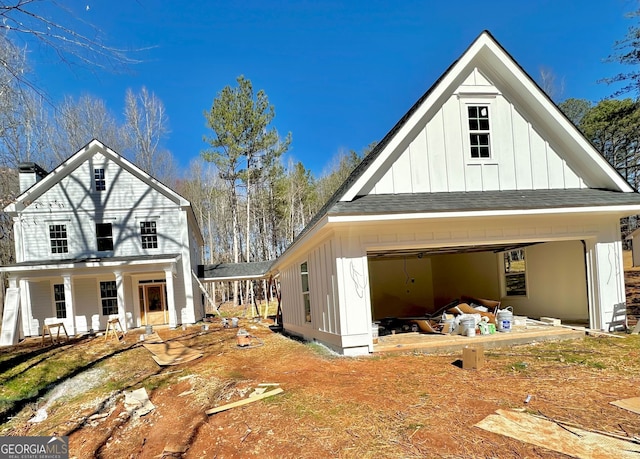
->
[139,284,167,325]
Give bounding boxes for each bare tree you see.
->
[0,1,142,96]
[538,66,565,102]
[49,94,126,162]
[124,86,175,183]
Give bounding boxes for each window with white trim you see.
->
[300,262,311,323]
[49,224,68,254]
[96,223,114,251]
[140,221,158,249]
[53,284,66,319]
[94,168,106,191]
[100,280,118,315]
[468,105,491,159]
[503,249,526,296]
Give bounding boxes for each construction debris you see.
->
[611,397,640,415]
[123,388,155,417]
[475,409,640,458]
[206,387,284,415]
[142,334,203,366]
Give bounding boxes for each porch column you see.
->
[18,279,36,336]
[114,271,127,332]
[63,275,76,336]
[165,266,178,328]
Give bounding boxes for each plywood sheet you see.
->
[475,409,640,459]
[611,397,640,415]
[143,341,203,366]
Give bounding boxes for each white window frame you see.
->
[94,167,106,192]
[300,261,311,323]
[53,283,66,319]
[96,222,114,251]
[99,280,118,316]
[501,248,528,297]
[49,224,69,254]
[140,221,158,249]
[460,97,496,163]
[467,104,491,159]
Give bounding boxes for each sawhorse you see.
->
[105,318,125,342]
[42,322,68,346]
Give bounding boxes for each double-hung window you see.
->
[53,284,66,319]
[94,168,106,191]
[96,223,114,251]
[468,105,491,159]
[140,221,158,249]
[100,281,118,315]
[300,262,311,323]
[49,224,68,254]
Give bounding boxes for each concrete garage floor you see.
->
[373,323,586,354]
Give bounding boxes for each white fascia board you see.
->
[340,37,488,203]
[0,255,181,273]
[487,46,632,192]
[328,204,640,224]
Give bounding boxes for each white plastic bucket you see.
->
[460,317,476,337]
[497,307,513,332]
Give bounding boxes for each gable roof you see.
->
[5,139,191,213]
[272,30,640,267]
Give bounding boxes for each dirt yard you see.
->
[1,270,640,458]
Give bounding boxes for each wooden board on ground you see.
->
[205,388,284,415]
[610,397,640,415]
[475,409,640,459]
[143,341,203,366]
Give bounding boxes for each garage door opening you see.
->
[367,239,589,326]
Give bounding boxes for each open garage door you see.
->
[367,239,589,325]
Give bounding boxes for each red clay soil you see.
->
[2,273,640,458]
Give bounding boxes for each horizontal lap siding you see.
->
[19,208,184,261]
[18,152,183,262]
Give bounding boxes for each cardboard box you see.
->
[462,346,484,370]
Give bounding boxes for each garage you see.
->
[368,240,588,325]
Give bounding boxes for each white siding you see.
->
[364,69,586,196]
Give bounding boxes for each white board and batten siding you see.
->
[365,71,585,196]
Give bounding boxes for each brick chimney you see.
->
[18,162,48,193]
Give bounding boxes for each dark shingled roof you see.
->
[329,189,640,216]
[198,260,275,281]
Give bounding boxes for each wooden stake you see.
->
[205,388,284,415]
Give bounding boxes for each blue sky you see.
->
[28,0,636,176]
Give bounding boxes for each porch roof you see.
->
[198,260,275,282]
[0,253,181,273]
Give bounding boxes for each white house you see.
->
[0,140,204,341]
[270,31,640,355]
